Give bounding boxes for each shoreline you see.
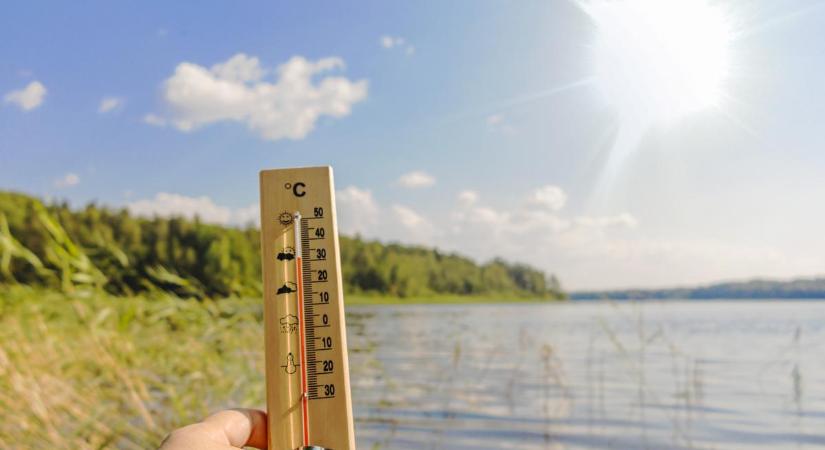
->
[0,286,565,306]
[344,294,563,305]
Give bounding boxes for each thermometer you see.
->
[259,166,355,450]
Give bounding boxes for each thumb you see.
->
[202,409,268,449]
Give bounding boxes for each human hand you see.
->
[159,409,267,450]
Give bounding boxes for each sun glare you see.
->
[585,0,733,125]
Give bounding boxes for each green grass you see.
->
[0,286,266,450]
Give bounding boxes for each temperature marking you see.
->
[294,212,310,446]
[302,216,321,400]
[300,215,337,402]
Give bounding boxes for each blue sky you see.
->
[3,0,825,289]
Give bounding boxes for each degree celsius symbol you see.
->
[284,181,307,197]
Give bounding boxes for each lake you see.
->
[346,300,825,449]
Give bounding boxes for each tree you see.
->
[0,191,565,300]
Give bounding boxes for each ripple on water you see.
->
[347,301,825,449]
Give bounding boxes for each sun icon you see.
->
[278,212,293,226]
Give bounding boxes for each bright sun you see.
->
[584,0,733,125]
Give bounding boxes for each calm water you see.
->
[346,301,825,449]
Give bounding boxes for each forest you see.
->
[0,191,564,300]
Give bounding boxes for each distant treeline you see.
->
[572,278,825,300]
[0,191,564,299]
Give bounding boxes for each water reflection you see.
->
[347,301,825,449]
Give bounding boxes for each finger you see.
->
[202,408,268,449]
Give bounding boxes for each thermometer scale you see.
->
[259,166,355,450]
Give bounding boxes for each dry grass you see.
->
[0,286,266,449]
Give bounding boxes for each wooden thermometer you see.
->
[259,166,355,450]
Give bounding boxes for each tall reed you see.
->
[0,287,265,449]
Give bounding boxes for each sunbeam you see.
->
[577,0,736,196]
[440,77,595,125]
[491,77,596,112]
[734,1,825,41]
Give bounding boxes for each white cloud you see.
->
[211,53,265,83]
[530,185,567,211]
[380,35,415,55]
[392,204,428,229]
[143,113,166,126]
[54,173,80,189]
[443,189,648,288]
[98,96,123,113]
[457,190,479,206]
[575,212,638,229]
[380,35,404,48]
[298,182,665,288]
[514,210,571,234]
[146,53,368,141]
[335,186,438,243]
[4,81,47,111]
[397,170,436,189]
[336,186,379,235]
[453,204,511,231]
[233,203,260,226]
[391,204,436,243]
[127,193,257,226]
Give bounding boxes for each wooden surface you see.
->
[259,166,355,450]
